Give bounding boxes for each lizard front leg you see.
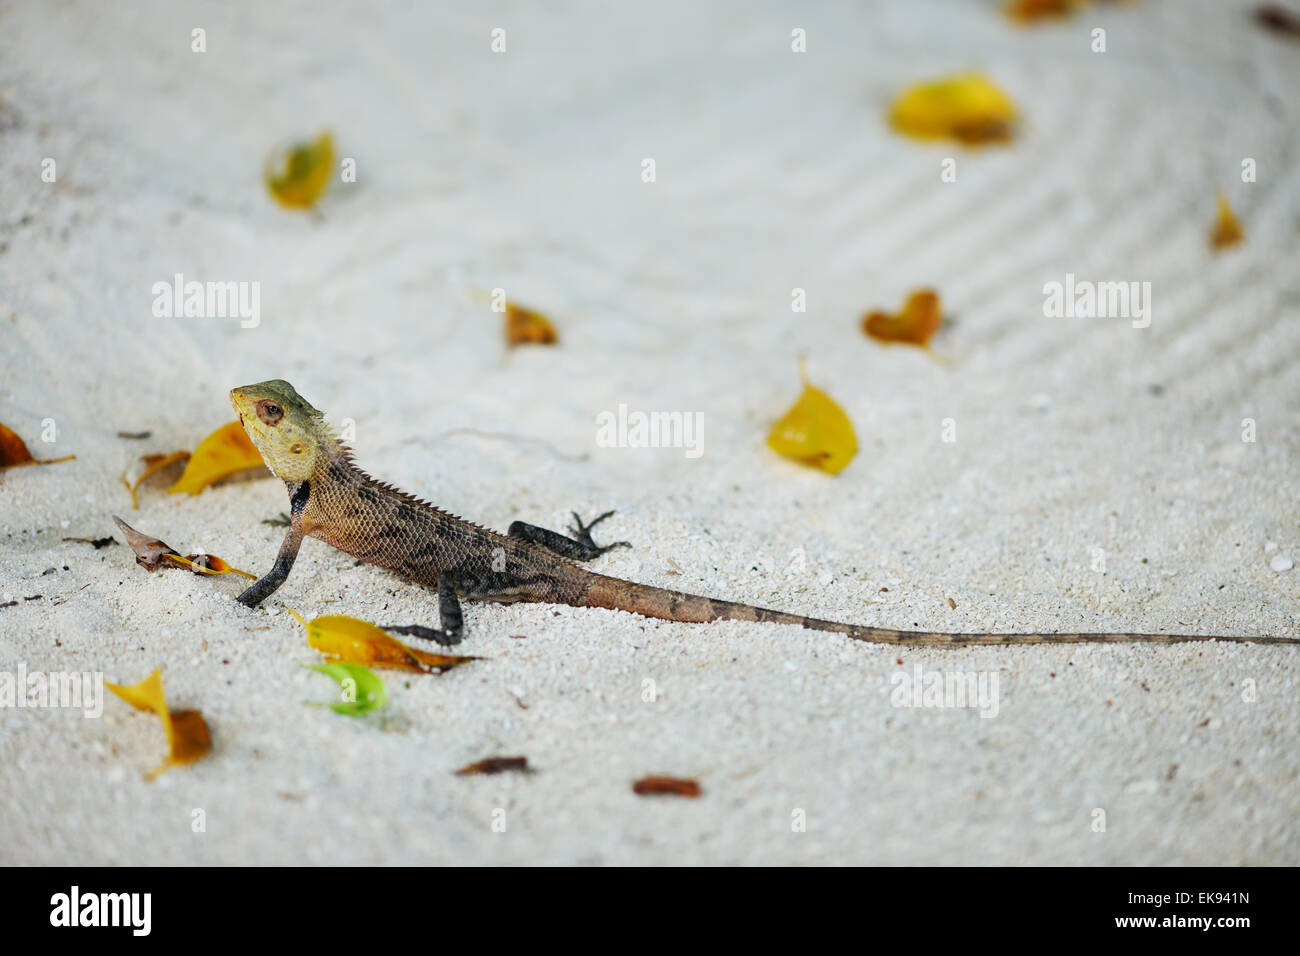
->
[507,509,631,561]
[383,571,466,646]
[237,481,309,608]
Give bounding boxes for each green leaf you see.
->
[308,663,387,716]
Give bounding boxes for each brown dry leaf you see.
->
[889,73,1019,145]
[62,535,116,549]
[765,358,858,475]
[0,423,75,471]
[169,421,267,496]
[265,131,336,209]
[123,450,190,509]
[505,302,559,347]
[632,775,702,798]
[1210,192,1245,250]
[862,289,944,347]
[1256,4,1300,37]
[287,610,480,675]
[1004,0,1090,24]
[455,756,533,776]
[113,515,182,570]
[112,515,254,578]
[105,669,212,780]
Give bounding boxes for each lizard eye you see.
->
[257,401,284,425]
[290,443,303,454]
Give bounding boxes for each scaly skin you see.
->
[229,380,1299,647]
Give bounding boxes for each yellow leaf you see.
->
[505,302,559,347]
[265,131,336,209]
[123,450,190,508]
[165,553,257,580]
[105,669,212,780]
[862,289,943,347]
[766,359,858,475]
[1210,192,1244,250]
[889,73,1018,145]
[106,668,168,715]
[163,711,212,768]
[0,422,75,471]
[287,609,479,675]
[169,421,267,496]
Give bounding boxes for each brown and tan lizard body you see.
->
[229,380,1298,647]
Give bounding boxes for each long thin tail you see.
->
[573,574,1299,646]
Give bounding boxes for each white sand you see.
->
[1,0,1298,864]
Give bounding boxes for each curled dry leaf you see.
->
[105,669,212,780]
[889,73,1019,145]
[0,423,75,471]
[112,515,254,578]
[766,359,858,475]
[1210,192,1244,250]
[113,515,182,571]
[862,289,943,347]
[265,131,336,209]
[632,775,702,798]
[287,609,480,675]
[308,662,387,716]
[505,302,559,347]
[123,450,190,509]
[455,756,533,776]
[169,421,267,496]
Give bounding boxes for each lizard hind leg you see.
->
[507,509,631,561]
[382,571,466,646]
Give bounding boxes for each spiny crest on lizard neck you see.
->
[230,379,350,482]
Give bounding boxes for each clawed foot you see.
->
[568,510,632,556]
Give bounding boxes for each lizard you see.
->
[229,380,1299,648]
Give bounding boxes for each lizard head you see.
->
[230,379,331,482]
